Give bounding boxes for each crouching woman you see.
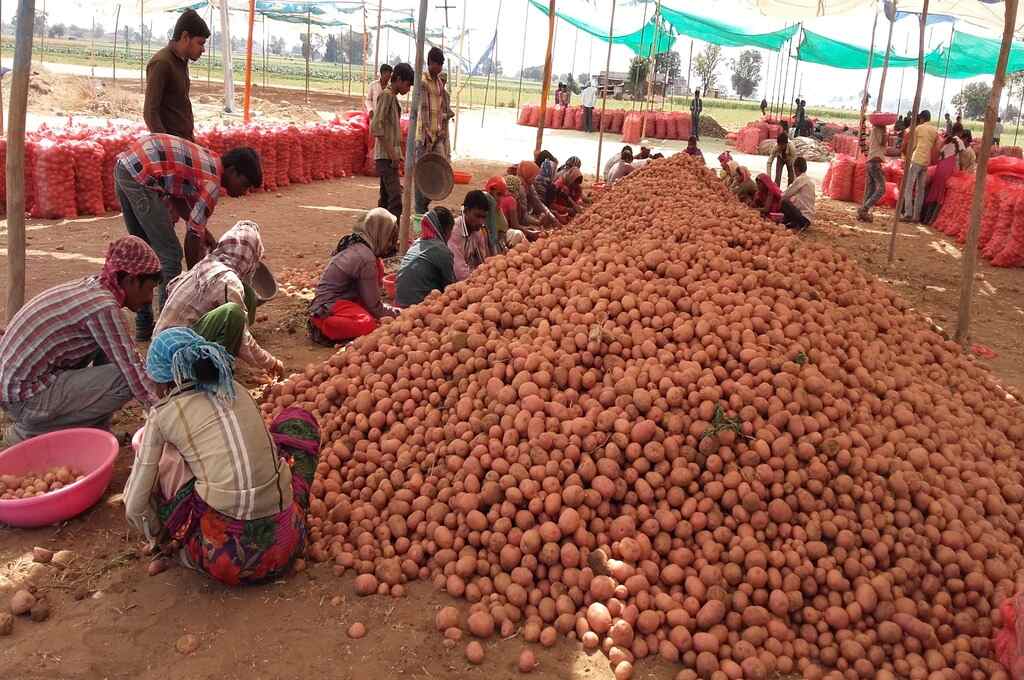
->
[124,328,318,585]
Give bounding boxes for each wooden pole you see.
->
[453,1,468,152]
[1013,83,1024,145]
[220,0,234,112]
[140,0,144,90]
[243,0,256,123]
[937,25,954,120]
[262,14,267,88]
[481,2,502,128]
[686,39,693,101]
[349,25,354,95]
[305,9,311,103]
[956,0,1019,343]
[594,0,617,180]
[857,12,879,149]
[887,0,929,265]
[876,10,895,111]
[207,3,213,86]
[534,0,556,154]
[640,0,662,139]
[631,0,649,112]
[896,32,909,115]
[91,16,96,79]
[374,0,383,69]
[778,32,792,121]
[6,0,34,322]
[113,3,121,86]
[362,2,368,100]
[516,0,529,110]
[399,0,429,256]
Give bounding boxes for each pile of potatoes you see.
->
[264,154,1024,679]
[0,467,83,500]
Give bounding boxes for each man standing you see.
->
[115,134,263,340]
[944,113,953,134]
[373,62,415,219]
[900,110,939,223]
[858,120,888,223]
[690,88,703,140]
[995,116,1004,145]
[143,8,209,141]
[794,99,806,138]
[364,63,393,123]
[415,48,454,214]
[767,132,796,188]
[581,80,597,133]
[760,97,768,116]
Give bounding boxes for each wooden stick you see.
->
[398,0,429,256]
[452,0,468,153]
[140,0,144,91]
[305,9,311,103]
[243,0,256,123]
[516,0,529,110]
[640,0,662,140]
[374,0,383,69]
[220,0,235,112]
[937,24,954,120]
[594,0,617,180]
[876,10,895,111]
[534,0,556,155]
[6,0,34,322]
[113,3,121,86]
[887,0,930,265]
[857,12,879,149]
[956,0,1019,344]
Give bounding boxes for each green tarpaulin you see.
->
[528,0,676,56]
[797,29,925,70]
[659,7,798,51]
[924,30,1024,79]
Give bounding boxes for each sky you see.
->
[17,0,1006,113]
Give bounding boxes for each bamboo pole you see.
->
[6,0,34,322]
[777,32,792,121]
[91,16,96,79]
[140,0,144,90]
[857,12,879,149]
[887,0,930,265]
[640,0,663,139]
[956,0,1019,343]
[594,0,617,180]
[896,32,909,115]
[937,24,954,120]
[349,25,354,95]
[374,0,383,69]
[1013,83,1024,146]
[207,2,212,86]
[876,9,895,111]
[482,2,503,127]
[631,0,650,111]
[516,0,529,110]
[534,0,556,154]
[243,0,256,123]
[113,3,121,86]
[399,0,429,256]
[453,0,468,152]
[305,9,311,103]
[220,0,234,112]
[262,14,267,88]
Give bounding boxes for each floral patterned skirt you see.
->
[157,408,319,586]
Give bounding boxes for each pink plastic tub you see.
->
[0,428,119,528]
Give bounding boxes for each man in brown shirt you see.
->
[144,9,209,141]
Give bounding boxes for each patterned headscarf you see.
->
[558,156,582,173]
[146,327,236,401]
[718,151,733,168]
[191,221,265,297]
[333,208,397,258]
[98,236,161,306]
[517,161,540,185]
[420,208,453,242]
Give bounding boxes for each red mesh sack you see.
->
[518,106,532,126]
[575,107,585,131]
[31,140,77,219]
[675,112,692,140]
[611,110,626,134]
[995,592,1024,678]
[822,164,833,197]
[851,159,868,205]
[880,181,899,207]
[527,106,541,126]
[826,155,854,202]
[70,140,105,216]
[654,113,668,139]
[993,189,1024,267]
[591,109,602,132]
[97,128,138,211]
[621,113,642,144]
[544,106,557,128]
[552,107,566,130]
[664,114,678,140]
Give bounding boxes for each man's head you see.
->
[694,88,701,97]
[432,206,455,242]
[998,116,1003,122]
[919,110,931,123]
[945,113,951,120]
[427,48,445,77]
[952,123,964,137]
[687,135,698,149]
[99,236,162,311]
[221,147,263,197]
[777,132,789,148]
[463,190,490,230]
[171,9,210,62]
[379,63,393,84]
[621,149,634,164]
[391,62,415,94]
[119,271,162,312]
[637,146,651,159]
[794,157,807,176]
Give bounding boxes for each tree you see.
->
[12,10,48,37]
[269,36,286,55]
[729,50,762,100]
[693,45,723,95]
[93,22,105,39]
[324,35,340,63]
[577,72,591,87]
[519,65,546,80]
[48,23,65,39]
[628,56,649,98]
[475,56,502,77]
[300,33,325,60]
[338,31,370,65]
[655,51,681,84]
[951,82,991,120]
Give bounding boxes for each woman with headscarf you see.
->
[549,166,585,223]
[752,173,783,215]
[732,165,758,205]
[533,150,559,205]
[124,328,318,585]
[0,236,162,444]
[395,207,457,307]
[511,160,557,227]
[155,221,283,377]
[485,176,531,247]
[922,126,967,225]
[308,207,398,345]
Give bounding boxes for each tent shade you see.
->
[527,0,676,55]
[924,29,1024,78]
[659,6,798,50]
[798,29,924,69]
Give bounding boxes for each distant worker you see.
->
[364,63,393,123]
[794,99,807,138]
[415,48,454,214]
[995,116,1004,145]
[683,136,704,164]
[605,146,633,181]
[581,80,598,133]
[372,62,415,219]
[760,97,768,116]
[766,132,796,188]
[858,119,888,223]
[944,113,953,134]
[959,129,977,172]
[144,8,210,141]
[555,82,571,107]
[690,88,703,140]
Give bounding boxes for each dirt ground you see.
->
[1,70,1023,680]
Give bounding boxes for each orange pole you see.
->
[243,0,257,124]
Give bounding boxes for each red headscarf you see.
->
[517,161,540,185]
[99,236,161,306]
[485,176,508,195]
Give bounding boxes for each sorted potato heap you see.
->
[264,155,1024,679]
[1,467,84,500]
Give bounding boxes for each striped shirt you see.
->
[0,277,156,406]
[124,382,292,541]
[116,134,222,239]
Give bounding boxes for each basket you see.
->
[252,262,278,305]
[452,170,472,185]
[869,112,898,127]
[413,152,454,200]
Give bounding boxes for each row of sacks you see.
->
[821,154,899,207]
[516,105,694,141]
[0,115,370,219]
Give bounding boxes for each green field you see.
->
[11,37,996,136]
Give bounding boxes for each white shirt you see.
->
[581,86,597,108]
[782,174,816,222]
[365,80,385,114]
